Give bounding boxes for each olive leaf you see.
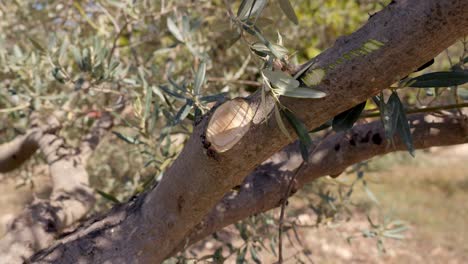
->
[392,92,415,157]
[112,131,139,144]
[278,0,299,25]
[263,69,326,98]
[383,93,400,140]
[167,17,185,42]
[96,189,120,204]
[332,101,366,132]
[237,0,267,21]
[282,109,312,161]
[29,37,46,54]
[279,86,327,98]
[174,100,194,125]
[263,69,300,90]
[193,59,206,96]
[406,71,468,87]
[414,58,434,72]
[376,92,414,156]
[274,104,292,141]
[250,42,289,58]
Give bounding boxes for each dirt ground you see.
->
[185,145,468,263]
[290,145,468,263]
[1,145,467,263]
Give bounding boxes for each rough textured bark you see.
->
[29,1,468,263]
[0,113,112,263]
[174,113,468,253]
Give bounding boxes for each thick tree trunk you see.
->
[29,0,468,263]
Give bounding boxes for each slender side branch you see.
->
[173,112,468,253]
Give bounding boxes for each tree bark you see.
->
[29,0,468,263]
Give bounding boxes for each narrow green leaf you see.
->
[143,82,153,125]
[236,246,248,264]
[52,67,66,83]
[219,27,242,48]
[71,46,83,70]
[237,0,267,21]
[274,104,292,141]
[96,189,120,204]
[250,42,289,58]
[168,76,186,92]
[247,25,285,59]
[81,48,92,71]
[383,93,400,140]
[182,15,190,36]
[278,86,327,99]
[194,60,206,96]
[174,100,193,125]
[332,101,366,132]
[384,226,408,235]
[167,17,185,42]
[200,93,228,103]
[414,58,434,72]
[144,159,157,168]
[213,247,225,263]
[382,232,405,240]
[282,109,312,160]
[407,71,468,87]
[457,87,468,99]
[298,142,309,161]
[109,60,120,72]
[58,39,69,63]
[452,64,464,72]
[278,0,299,25]
[112,131,138,144]
[29,38,45,53]
[263,69,300,91]
[393,92,415,157]
[157,85,186,100]
[270,238,278,256]
[310,121,332,133]
[235,222,249,241]
[363,181,379,205]
[293,60,316,79]
[237,0,252,17]
[250,246,262,264]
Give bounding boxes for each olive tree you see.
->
[0,0,467,263]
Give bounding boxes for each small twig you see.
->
[0,103,31,113]
[223,0,234,18]
[89,87,124,95]
[278,161,306,263]
[73,2,99,31]
[361,102,468,118]
[207,77,262,87]
[108,20,129,65]
[96,3,120,32]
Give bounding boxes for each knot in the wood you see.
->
[206,98,253,152]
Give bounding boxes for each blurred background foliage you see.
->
[0,0,467,263]
[0,0,394,204]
